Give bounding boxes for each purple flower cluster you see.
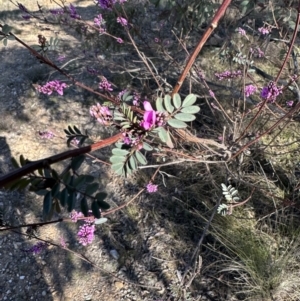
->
[140,101,166,130]
[22,242,48,255]
[77,223,95,246]
[261,81,282,102]
[238,27,246,36]
[38,130,54,139]
[37,80,67,96]
[117,17,128,27]
[98,0,116,9]
[209,90,215,98]
[90,103,112,125]
[215,70,242,80]
[133,91,141,106]
[122,133,142,150]
[258,26,270,35]
[244,84,257,97]
[69,4,80,19]
[146,182,158,193]
[118,89,127,99]
[94,14,106,33]
[70,210,84,222]
[99,77,113,91]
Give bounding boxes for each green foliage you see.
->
[4,154,111,220]
[110,142,149,177]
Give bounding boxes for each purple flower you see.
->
[69,4,80,19]
[98,0,116,9]
[94,14,105,27]
[99,76,113,91]
[154,38,159,43]
[57,55,66,62]
[133,91,140,106]
[117,17,128,27]
[286,100,294,107]
[244,84,257,97]
[215,70,242,80]
[116,37,124,43]
[123,133,132,145]
[22,15,31,20]
[90,103,112,125]
[209,90,215,98]
[22,242,47,254]
[146,182,158,193]
[77,223,95,246]
[38,130,54,139]
[140,101,156,130]
[60,236,67,248]
[70,210,84,222]
[258,26,270,35]
[238,27,246,36]
[261,81,282,102]
[118,89,127,99]
[37,80,67,96]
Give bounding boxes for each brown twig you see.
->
[0,133,123,187]
[171,0,232,96]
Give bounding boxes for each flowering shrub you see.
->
[1,1,300,299]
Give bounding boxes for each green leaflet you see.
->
[182,94,197,107]
[173,93,182,109]
[180,105,200,114]
[167,118,187,128]
[174,113,196,122]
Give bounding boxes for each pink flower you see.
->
[238,27,246,36]
[244,85,257,97]
[140,101,156,130]
[258,26,270,35]
[116,37,123,43]
[261,81,282,102]
[37,80,67,96]
[286,100,294,107]
[99,76,113,91]
[209,90,215,98]
[146,182,158,193]
[77,223,95,246]
[70,210,84,222]
[38,130,54,139]
[90,103,112,125]
[117,17,127,26]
